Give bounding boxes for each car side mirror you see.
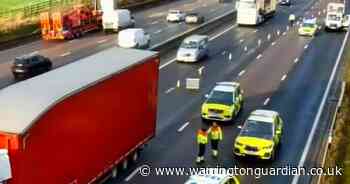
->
[205,94,209,98]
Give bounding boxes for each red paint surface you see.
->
[0,56,159,184]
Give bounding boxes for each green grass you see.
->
[0,0,46,10]
[322,41,350,184]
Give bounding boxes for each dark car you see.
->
[12,54,52,80]
[185,13,205,24]
[279,0,291,6]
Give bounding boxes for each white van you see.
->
[118,28,151,49]
[102,9,135,32]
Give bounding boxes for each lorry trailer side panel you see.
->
[2,57,158,184]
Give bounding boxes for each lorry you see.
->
[236,0,277,25]
[100,0,135,32]
[40,5,102,40]
[0,47,159,184]
[325,2,350,31]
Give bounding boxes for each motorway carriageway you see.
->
[100,0,348,183]
[0,0,232,88]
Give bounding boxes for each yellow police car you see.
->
[298,18,319,36]
[201,82,243,122]
[234,110,283,160]
[185,168,240,184]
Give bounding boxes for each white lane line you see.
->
[263,98,270,106]
[237,125,242,129]
[240,39,244,43]
[281,74,287,81]
[60,52,71,57]
[165,87,176,94]
[271,41,276,46]
[222,51,226,55]
[282,32,286,36]
[253,30,258,33]
[151,20,159,24]
[155,29,163,34]
[238,70,246,77]
[256,54,262,60]
[177,122,190,132]
[209,24,236,41]
[294,58,299,63]
[97,39,107,44]
[125,166,142,182]
[68,40,75,43]
[159,24,236,70]
[304,44,309,49]
[228,53,232,60]
[291,23,350,184]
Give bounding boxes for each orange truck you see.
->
[40,5,103,40]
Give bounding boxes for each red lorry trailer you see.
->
[0,48,159,184]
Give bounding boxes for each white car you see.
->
[184,168,240,184]
[166,10,186,22]
[118,28,151,49]
[176,35,209,62]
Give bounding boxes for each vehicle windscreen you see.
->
[240,120,273,140]
[169,10,179,14]
[206,90,234,106]
[237,2,256,9]
[328,14,341,21]
[181,41,199,49]
[302,23,315,28]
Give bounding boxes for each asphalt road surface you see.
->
[100,0,348,183]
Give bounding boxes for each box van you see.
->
[118,28,151,49]
[176,35,209,62]
[102,9,135,32]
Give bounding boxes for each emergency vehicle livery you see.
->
[0,48,159,184]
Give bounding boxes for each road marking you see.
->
[68,40,75,43]
[165,87,176,94]
[97,39,107,44]
[238,70,246,77]
[304,44,309,49]
[237,125,242,129]
[263,98,270,106]
[60,52,71,57]
[281,74,287,81]
[256,54,262,59]
[177,122,190,132]
[267,34,271,40]
[291,23,350,184]
[294,58,299,63]
[222,51,226,55]
[176,80,181,88]
[209,24,236,41]
[282,32,286,36]
[240,39,244,43]
[244,46,248,52]
[160,24,236,69]
[125,166,142,182]
[155,29,163,34]
[271,41,276,46]
[253,30,258,33]
[151,20,159,24]
[229,53,232,61]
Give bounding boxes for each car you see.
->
[184,168,240,184]
[166,10,186,22]
[185,13,205,24]
[12,54,52,80]
[118,28,151,49]
[177,35,209,62]
[298,18,320,36]
[233,110,283,161]
[279,0,291,6]
[201,82,244,122]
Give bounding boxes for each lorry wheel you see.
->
[132,151,139,163]
[122,159,128,170]
[112,167,118,178]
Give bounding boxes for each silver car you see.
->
[176,35,209,62]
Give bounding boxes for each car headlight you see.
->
[262,145,273,149]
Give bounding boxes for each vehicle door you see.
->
[198,39,206,58]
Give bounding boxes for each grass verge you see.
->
[321,40,350,184]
